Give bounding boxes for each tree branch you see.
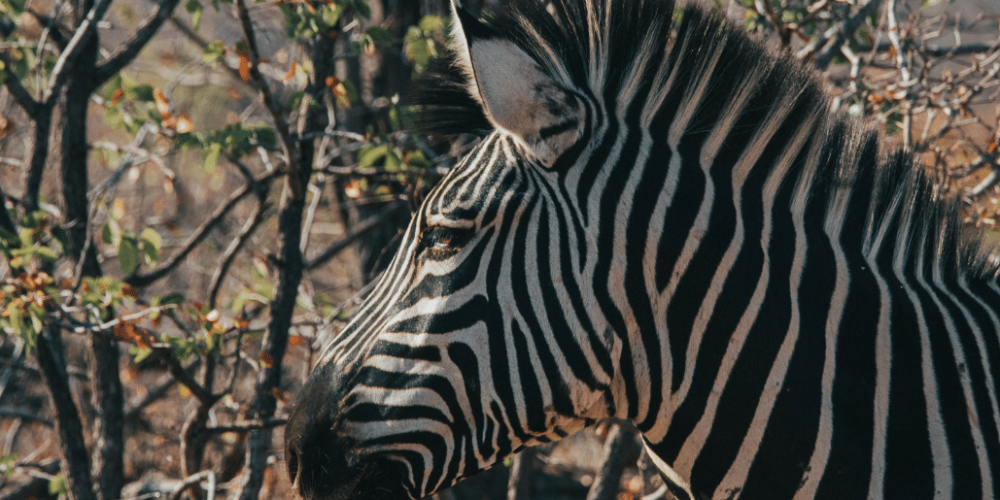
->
[306,201,408,270]
[209,202,270,308]
[0,181,17,234]
[155,345,217,406]
[234,0,302,200]
[855,41,1000,58]
[203,418,288,434]
[0,406,54,427]
[93,0,183,84]
[0,54,41,117]
[35,326,96,500]
[170,470,217,500]
[22,105,55,213]
[42,0,115,102]
[805,0,882,70]
[125,170,283,288]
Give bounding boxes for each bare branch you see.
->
[0,181,17,234]
[125,372,180,421]
[306,201,409,270]
[43,0,115,102]
[93,0,183,84]
[0,54,41,117]
[0,406,54,427]
[125,170,283,288]
[203,418,288,434]
[22,107,55,213]
[805,0,882,70]
[585,424,643,500]
[170,470,217,500]
[35,326,97,500]
[754,0,790,47]
[855,41,1000,57]
[155,345,217,405]
[235,0,302,200]
[209,202,270,308]
[323,165,448,179]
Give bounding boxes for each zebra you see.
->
[284,0,1000,498]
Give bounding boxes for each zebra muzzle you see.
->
[286,365,412,500]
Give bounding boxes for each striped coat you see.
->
[285,1,1000,499]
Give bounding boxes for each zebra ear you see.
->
[449,1,584,168]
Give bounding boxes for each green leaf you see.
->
[101,73,125,102]
[0,453,16,478]
[0,0,26,16]
[17,228,32,249]
[352,0,370,19]
[404,150,431,169]
[322,3,343,27]
[203,41,226,65]
[340,79,358,105]
[366,26,393,45]
[160,292,186,305]
[118,234,140,274]
[186,0,203,29]
[358,144,388,169]
[102,219,121,245]
[405,36,430,68]
[418,15,442,33]
[202,142,222,173]
[253,126,277,150]
[48,473,69,496]
[140,228,161,265]
[131,346,153,364]
[35,246,58,262]
[129,84,155,103]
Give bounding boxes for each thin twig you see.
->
[0,406,54,427]
[42,0,115,101]
[170,470,217,500]
[0,54,41,116]
[203,418,288,434]
[805,0,882,69]
[93,0,183,83]
[125,371,181,421]
[306,202,408,270]
[235,0,301,199]
[125,170,283,288]
[208,202,270,308]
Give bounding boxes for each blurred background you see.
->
[0,0,997,499]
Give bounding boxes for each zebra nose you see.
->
[284,422,353,500]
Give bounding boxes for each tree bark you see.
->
[36,327,96,500]
[59,2,125,498]
[585,425,643,500]
[506,447,538,500]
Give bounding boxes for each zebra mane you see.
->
[414,0,1000,280]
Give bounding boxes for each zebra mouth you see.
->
[288,443,410,500]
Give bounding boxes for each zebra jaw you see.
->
[285,365,414,500]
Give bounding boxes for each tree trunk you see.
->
[59,1,125,497]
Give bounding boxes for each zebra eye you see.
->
[419,225,471,260]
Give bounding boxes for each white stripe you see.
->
[892,223,952,500]
[713,108,819,494]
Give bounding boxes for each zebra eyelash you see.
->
[418,225,475,260]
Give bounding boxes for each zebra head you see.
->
[286,2,627,499]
